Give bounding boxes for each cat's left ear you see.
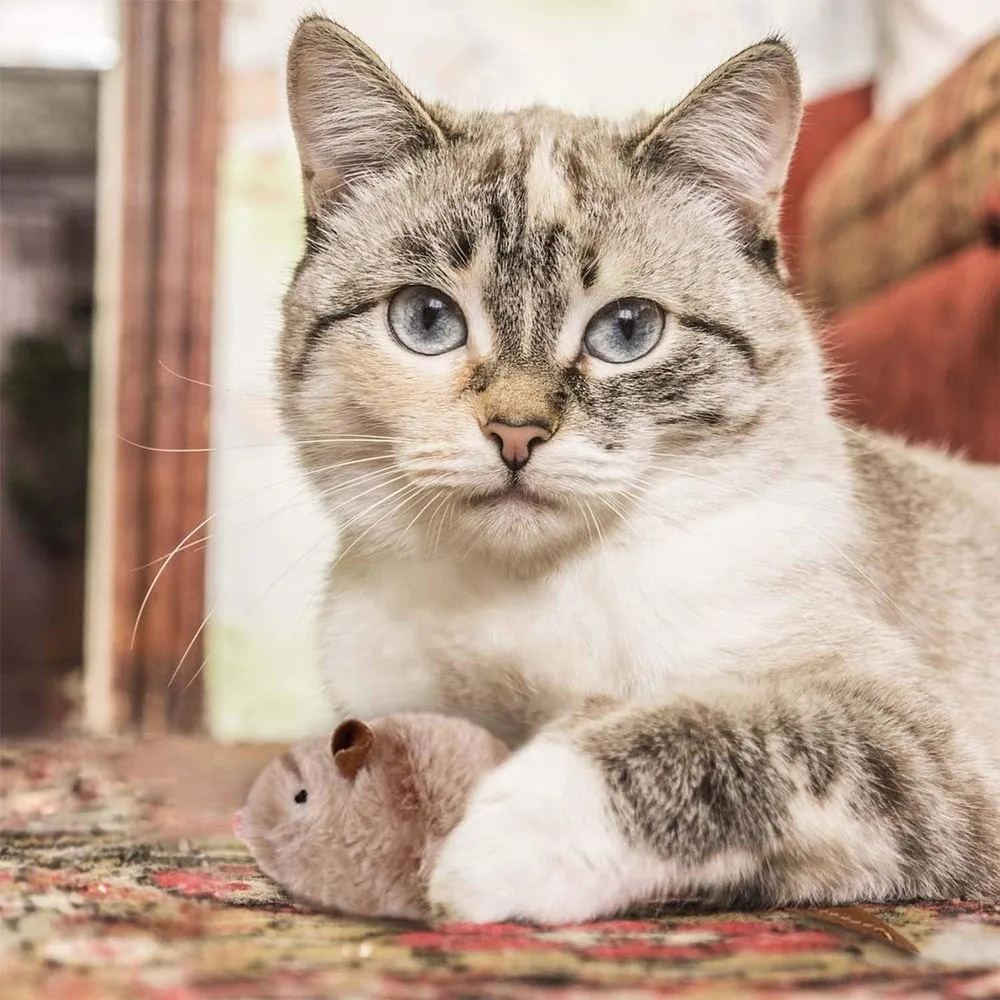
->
[286,16,448,216]
[628,38,802,258]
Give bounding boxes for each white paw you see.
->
[428,737,666,924]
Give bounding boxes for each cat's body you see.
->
[325,430,1000,756]
[279,17,1000,921]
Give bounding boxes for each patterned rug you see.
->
[2,741,999,999]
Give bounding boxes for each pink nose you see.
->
[483,420,552,471]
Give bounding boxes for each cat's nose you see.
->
[483,419,552,471]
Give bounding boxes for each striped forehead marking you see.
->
[478,134,581,361]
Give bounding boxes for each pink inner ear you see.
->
[232,809,245,840]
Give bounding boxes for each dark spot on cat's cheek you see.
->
[677,314,757,374]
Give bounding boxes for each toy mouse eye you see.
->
[293,789,308,804]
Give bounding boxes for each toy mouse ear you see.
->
[331,719,375,780]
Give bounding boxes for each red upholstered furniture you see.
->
[781,38,1000,463]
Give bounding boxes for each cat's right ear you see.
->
[286,16,447,215]
[627,38,802,257]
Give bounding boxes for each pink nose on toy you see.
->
[483,420,552,472]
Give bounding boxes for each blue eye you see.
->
[583,298,664,363]
[388,285,468,356]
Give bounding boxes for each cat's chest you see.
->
[325,563,633,739]
[323,526,808,743]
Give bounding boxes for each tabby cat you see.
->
[278,16,1000,922]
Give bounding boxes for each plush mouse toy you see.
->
[234,713,509,919]
[235,714,923,951]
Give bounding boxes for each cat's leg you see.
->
[428,674,1000,923]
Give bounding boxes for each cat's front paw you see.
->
[428,737,660,924]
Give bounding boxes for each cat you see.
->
[277,16,1000,923]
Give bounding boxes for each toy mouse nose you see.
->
[483,420,552,471]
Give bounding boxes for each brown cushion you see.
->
[823,244,1000,464]
[780,84,873,290]
[803,33,1000,314]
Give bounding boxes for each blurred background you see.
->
[1,0,997,743]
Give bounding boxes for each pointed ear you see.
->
[331,719,375,780]
[629,39,802,250]
[286,16,447,215]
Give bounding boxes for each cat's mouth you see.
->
[466,483,555,510]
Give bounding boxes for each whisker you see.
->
[118,436,401,455]
[168,604,216,687]
[137,536,211,570]
[595,494,642,541]
[582,499,606,552]
[432,495,456,559]
[132,510,225,649]
[158,360,234,394]
[315,470,415,517]
[575,499,595,548]
[333,478,425,539]
[423,492,454,559]
[331,481,429,568]
[182,652,210,692]
[133,457,400,646]
[398,489,446,548]
[137,455,398,576]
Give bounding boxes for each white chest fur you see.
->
[321,476,854,743]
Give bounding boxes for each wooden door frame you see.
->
[84,0,222,735]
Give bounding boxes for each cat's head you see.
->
[279,17,826,568]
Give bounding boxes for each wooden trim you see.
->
[109,0,222,734]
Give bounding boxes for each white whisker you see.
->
[398,489,445,549]
[118,436,401,455]
[168,604,216,687]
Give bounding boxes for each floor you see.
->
[2,739,999,999]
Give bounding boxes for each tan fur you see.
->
[275,17,1000,916]
[236,713,508,919]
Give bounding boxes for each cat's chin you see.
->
[465,483,556,511]
[446,488,594,565]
